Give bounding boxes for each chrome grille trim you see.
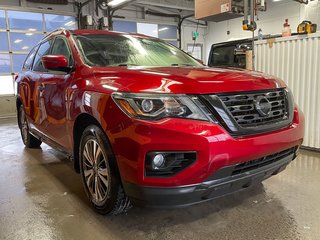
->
[219,89,288,128]
[200,88,294,137]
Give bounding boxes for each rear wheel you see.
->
[19,105,42,148]
[79,125,131,215]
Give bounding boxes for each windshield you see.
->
[75,34,202,67]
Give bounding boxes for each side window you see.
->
[33,40,52,72]
[23,45,38,70]
[51,37,73,66]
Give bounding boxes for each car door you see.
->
[30,40,53,133]
[18,45,40,131]
[38,36,74,149]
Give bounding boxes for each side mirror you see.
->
[41,55,69,71]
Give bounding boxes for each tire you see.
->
[79,125,131,215]
[18,105,42,148]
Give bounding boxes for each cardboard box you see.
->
[195,0,243,22]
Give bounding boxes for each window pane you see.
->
[0,54,11,73]
[45,14,76,32]
[0,10,6,29]
[8,11,43,31]
[158,25,177,40]
[33,40,52,72]
[51,38,72,64]
[0,75,14,95]
[113,20,137,33]
[10,32,43,52]
[23,46,38,70]
[0,32,9,51]
[12,54,27,73]
[137,23,158,38]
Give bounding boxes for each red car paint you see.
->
[16,30,304,196]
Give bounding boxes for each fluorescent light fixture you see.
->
[108,0,131,7]
[28,28,36,31]
[25,33,33,36]
[272,0,282,2]
[22,46,29,50]
[158,27,168,32]
[14,39,22,44]
[64,21,75,27]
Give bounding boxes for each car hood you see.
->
[92,66,286,94]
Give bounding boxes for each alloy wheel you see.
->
[82,139,111,206]
[20,108,28,144]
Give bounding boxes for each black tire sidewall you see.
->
[19,105,30,146]
[79,125,120,214]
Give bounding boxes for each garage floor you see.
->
[0,118,319,240]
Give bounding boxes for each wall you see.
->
[205,0,320,63]
[255,33,320,149]
[0,96,16,118]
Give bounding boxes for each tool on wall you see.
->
[297,21,317,34]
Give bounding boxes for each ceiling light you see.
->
[25,33,33,36]
[14,39,22,43]
[108,0,131,7]
[28,28,36,31]
[22,46,29,50]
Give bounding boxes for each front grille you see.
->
[232,147,295,176]
[218,89,288,128]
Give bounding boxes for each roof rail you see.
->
[42,28,67,40]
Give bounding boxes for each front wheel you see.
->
[79,125,131,215]
[18,105,42,148]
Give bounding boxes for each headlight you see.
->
[112,92,214,121]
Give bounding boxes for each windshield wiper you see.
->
[171,63,194,67]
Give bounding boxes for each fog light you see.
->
[145,151,197,177]
[152,154,165,169]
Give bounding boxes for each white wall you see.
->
[181,24,208,62]
[205,1,320,62]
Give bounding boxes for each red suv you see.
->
[16,29,304,215]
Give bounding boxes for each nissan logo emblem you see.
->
[254,96,272,117]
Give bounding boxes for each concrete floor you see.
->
[0,118,320,240]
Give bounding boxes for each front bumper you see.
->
[109,106,304,187]
[123,149,296,208]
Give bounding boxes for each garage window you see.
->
[0,10,6,29]
[0,9,77,95]
[0,32,9,52]
[45,14,76,32]
[8,11,43,31]
[10,32,43,52]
